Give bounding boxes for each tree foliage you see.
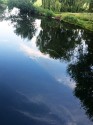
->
[89,0,93,12]
[42,0,93,12]
[7,0,36,13]
[5,0,93,12]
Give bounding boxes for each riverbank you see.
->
[1,2,93,32]
[57,13,93,32]
[34,7,93,32]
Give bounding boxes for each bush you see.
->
[34,7,45,15]
[8,0,36,13]
[0,0,7,4]
[34,7,54,17]
[45,10,54,17]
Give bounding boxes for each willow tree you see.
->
[42,0,61,12]
[89,0,93,12]
[60,0,89,12]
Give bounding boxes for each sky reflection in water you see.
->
[0,9,93,125]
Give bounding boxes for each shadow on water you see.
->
[1,9,93,124]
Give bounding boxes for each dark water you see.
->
[0,8,93,125]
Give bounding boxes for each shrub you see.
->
[8,0,36,13]
[45,10,54,17]
[34,7,54,17]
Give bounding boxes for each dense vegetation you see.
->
[7,0,37,13]
[0,0,93,13]
[42,0,88,12]
[0,0,93,31]
[0,0,92,13]
[0,0,7,4]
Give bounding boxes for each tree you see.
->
[42,0,61,12]
[8,0,36,13]
[60,0,89,12]
[89,0,93,12]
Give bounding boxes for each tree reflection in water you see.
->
[9,14,93,121]
[68,32,93,121]
[9,13,36,40]
[37,18,82,61]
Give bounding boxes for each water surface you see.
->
[0,9,93,125]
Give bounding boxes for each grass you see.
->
[61,13,93,22]
[0,0,92,31]
[55,13,93,31]
[33,5,93,31]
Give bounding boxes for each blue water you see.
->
[0,10,93,125]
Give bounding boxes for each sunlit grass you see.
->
[56,13,93,22]
[70,13,93,22]
[55,12,93,31]
[33,6,93,31]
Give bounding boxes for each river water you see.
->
[0,8,93,125]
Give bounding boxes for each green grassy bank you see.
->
[34,6,93,32]
[1,0,93,32]
[58,13,93,32]
[33,0,93,31]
